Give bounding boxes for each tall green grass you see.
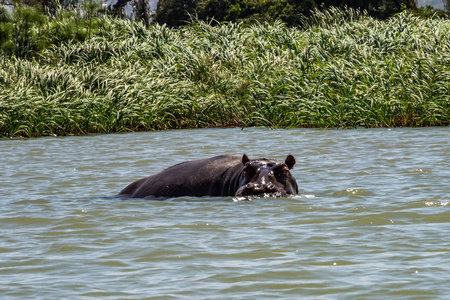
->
[1,7,449,137]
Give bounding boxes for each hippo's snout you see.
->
[236,183,285,197]
[243,182,277,194]
[235,168,286,197]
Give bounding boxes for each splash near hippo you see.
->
[117,154,298,199]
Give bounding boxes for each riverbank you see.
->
[1,8,449,137]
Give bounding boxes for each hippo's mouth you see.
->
[259,191,285,198]
[232,192,286,201]
[234,190,286,199]
[235,182,287,197]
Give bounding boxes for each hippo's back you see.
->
[119,155,243,199]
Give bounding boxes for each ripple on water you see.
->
[331,188,374,198]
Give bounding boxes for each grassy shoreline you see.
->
[1,8,450,137]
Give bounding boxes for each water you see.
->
[1,127,449,299]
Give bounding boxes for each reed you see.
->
[1,7,449,137]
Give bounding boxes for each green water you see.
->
[1,127,449,299]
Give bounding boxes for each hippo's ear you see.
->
[285,155,296,169]
[242,154,250,165]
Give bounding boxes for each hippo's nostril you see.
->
[255,185,262,191]
[264,183,278,192]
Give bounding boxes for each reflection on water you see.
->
[1,127,449,299]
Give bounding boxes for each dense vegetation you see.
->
[1,6,450,137]
[153,0,419,26]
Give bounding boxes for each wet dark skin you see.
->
[117,154,298,199]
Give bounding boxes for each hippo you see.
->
[117,154,298,199]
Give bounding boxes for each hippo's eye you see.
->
[244,164,256,178]
[276,167,290,179]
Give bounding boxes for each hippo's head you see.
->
[235,154,298,198]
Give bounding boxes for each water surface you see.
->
[1,127,449,299]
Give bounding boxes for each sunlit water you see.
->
[1,127,449,299]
